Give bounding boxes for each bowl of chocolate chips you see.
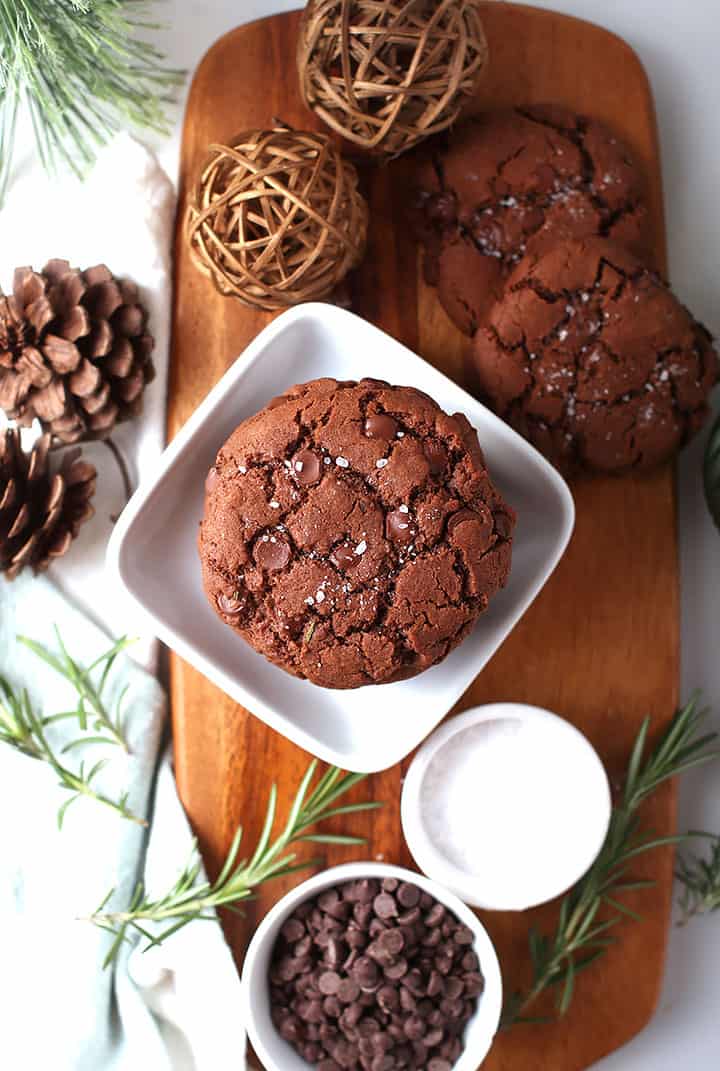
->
[241,862,502,1071]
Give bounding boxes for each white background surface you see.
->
[157,2,720,1068]
[8,1,718,1068]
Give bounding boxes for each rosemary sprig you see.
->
[502,694,718,1029]
[676,833,720,924]
[0,674,145,828]
[18,627,133,751]
[88,761,381,967]
[0,0,184,205]
[703,411,720,530]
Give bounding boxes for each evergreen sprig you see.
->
[0,672,145,828]
[676,833,720,924]
[0,0,183,203]
[89,761,381,967]
[502,694,718,1029]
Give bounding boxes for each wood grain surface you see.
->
[168,5,678,1069]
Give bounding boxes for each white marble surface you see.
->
[9,1,719,1067]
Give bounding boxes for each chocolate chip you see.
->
[428,1060,452,1071]
[254,534,291,571]
[374,893,398,919]
[377,985,399,1012]
[494,508,513,539]
[425,1027,444,1048]
[425,903,446,928]
[422,927,442,948]
[364,413,398,439]
[327,937,346,965]
[444,977,464,1000]
[461,951,479,971]
[291,448,322,485]
[423,443,448,476]
[400,988,417,1013]
[383,956,408,981]
[381,877,399,893]
[319,971,342,995]
[216,592,244,616]
[404,1015,427,1040]
[426,191,457,227]
[369,918,389,938]
[352,956,380,988]
[427,970,444,998]
[319,889,341,912]
[323,996,342,1018]
[463,972,485,997]
[331,543,360,571]
[354,902,373,927]
[453,925,474,946]
[354,879,379,903]
[337,978,360,1003]
[397,883,421,909]
[386,508,414,542]
[379,928,404,956]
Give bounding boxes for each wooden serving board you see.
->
[169,5,678,1069]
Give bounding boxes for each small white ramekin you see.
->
[401,704,612,912]
[241,861,503,1071]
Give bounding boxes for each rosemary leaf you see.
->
[676,833,720,924]
[502,695,718,1029]
[704,411,720,530]
[0,672,145,827]
[88,761,381,966]
[18,628,134,750]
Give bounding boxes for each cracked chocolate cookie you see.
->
[471,237,719,474]
[199,378,515,688]
[413,105,648,334]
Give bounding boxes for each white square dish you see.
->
[107,304,574,773]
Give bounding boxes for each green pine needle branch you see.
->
[0,671,145,828]
[88,761,382,968]
[502,693,719,1029]
[0,0,184,204]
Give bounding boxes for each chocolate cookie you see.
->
[413,105,648,334]
[199,378,515,688]
[471,238,719,474]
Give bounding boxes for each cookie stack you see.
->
[413,105,718,473]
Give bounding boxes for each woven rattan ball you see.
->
[298,0,488,155]
[185,126,368,311]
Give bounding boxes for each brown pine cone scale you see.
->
[0,429,96,580]
[0,259,154,443]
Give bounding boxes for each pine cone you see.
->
[0,429,96,580]
[0,259,155,443]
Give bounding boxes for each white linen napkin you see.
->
[0,137,246,1070]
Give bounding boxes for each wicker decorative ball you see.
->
[298,0,488,155]
[185,126,368,311]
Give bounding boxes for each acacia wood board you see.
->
[168,5,678,1069]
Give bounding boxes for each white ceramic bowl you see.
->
[241,862,503,1071]
[107,304,574,772]
[401,704,612,911]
